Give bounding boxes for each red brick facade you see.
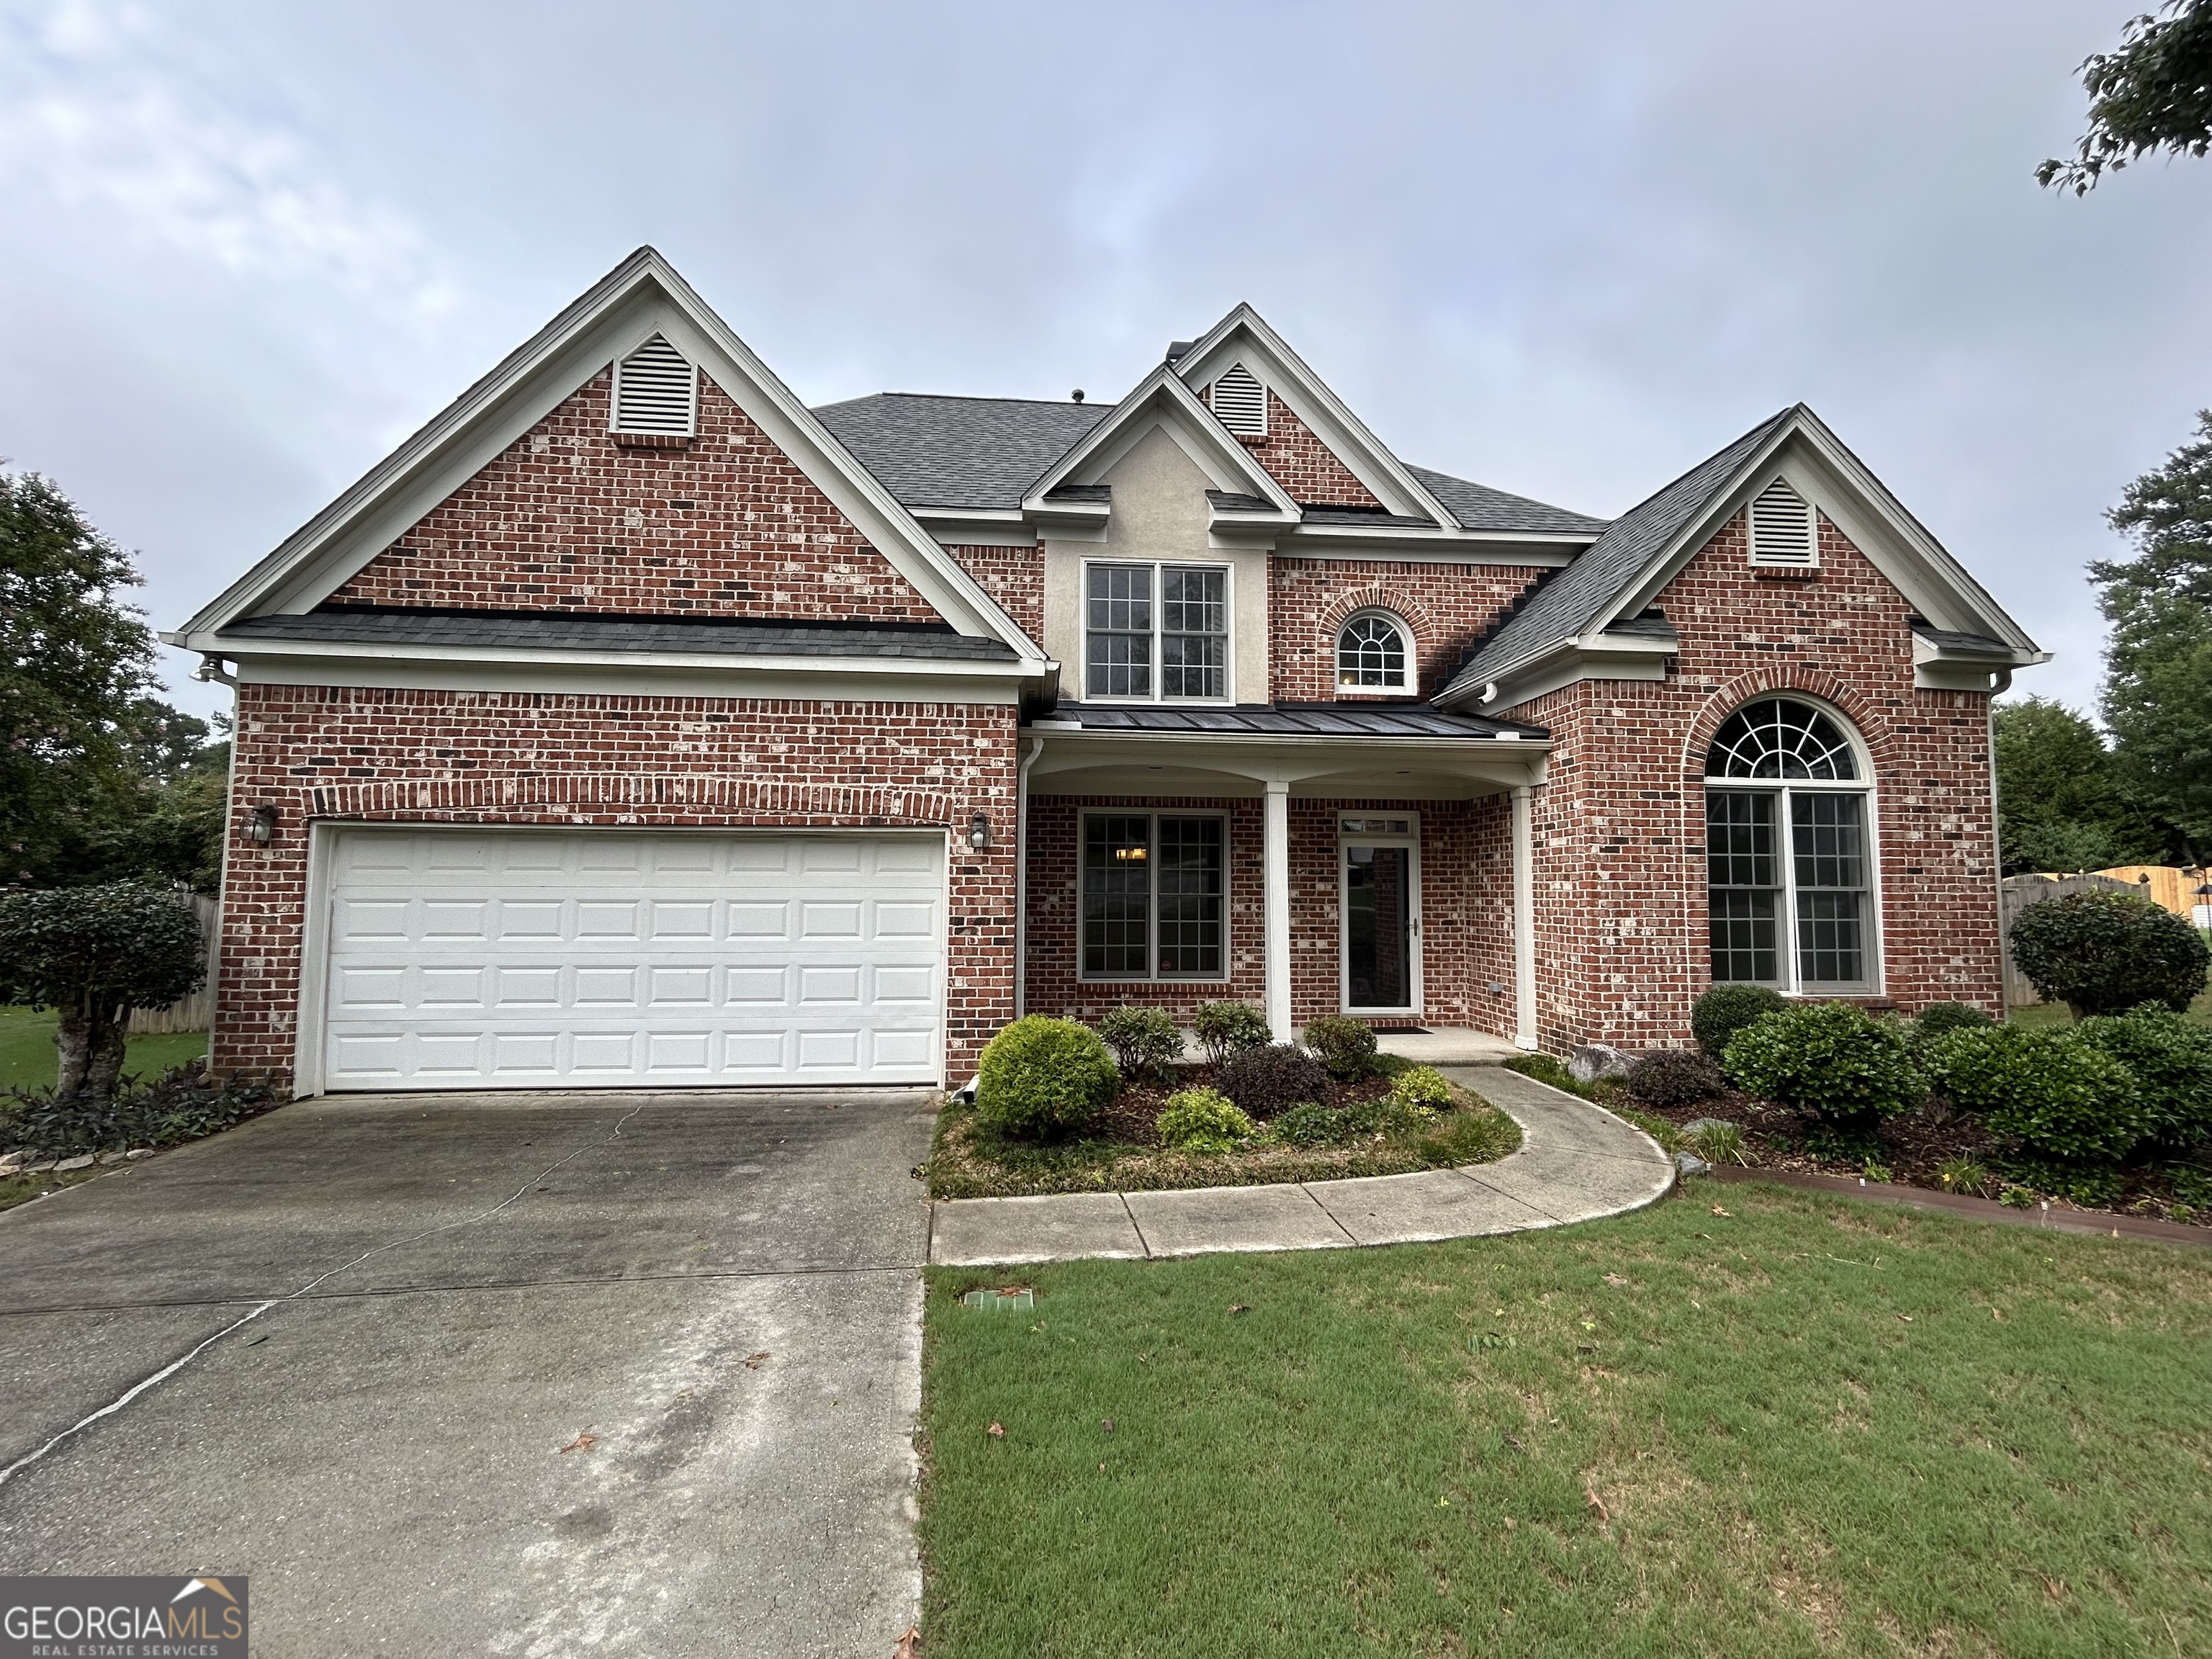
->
[1502,509,2003,1052]
[216,686,1018,1085]
[1267,557,1551,703]
[946,543,1045,645]
[1210,387,1382,508]
[330,371,941,626]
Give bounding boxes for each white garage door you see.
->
[317,827,945,1090]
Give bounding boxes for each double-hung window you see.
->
[1704,696,1878,992]
[1084,563,1229,701]
[1080,814,1226,979]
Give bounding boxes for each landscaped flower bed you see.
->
[924,1006,1519,1200]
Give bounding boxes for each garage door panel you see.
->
[322,829,943,1089]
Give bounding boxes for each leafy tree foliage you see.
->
[1992,696,2164,871]
[0,881,207,1102]
[2008,888,2210,1017]
[2040,1,2212,193]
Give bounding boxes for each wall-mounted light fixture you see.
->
[246,804,280,845]
[968,811,991,853]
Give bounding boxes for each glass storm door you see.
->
[1341,817,1419,1012]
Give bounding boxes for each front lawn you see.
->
[920,1179,2212,1658]
[0,1005,208,1094]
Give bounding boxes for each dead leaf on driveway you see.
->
[558,1432,601,1455]
[894,1624,922,1658]
[742,1352,770,1369]
[986,1421,1005,1439]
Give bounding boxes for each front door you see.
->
[1339,815,1421,1015]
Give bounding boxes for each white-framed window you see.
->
[1748,478,1817,567]
[1083,561,1231,701]
[611,335,697,436]
[1336,611,1412,692]
[1210,364,1267,436]
[1704,696,1879,992]
[1079,812,1228,980]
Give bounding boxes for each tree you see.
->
[2008,887,2209,1017]
[2095,413,2212,858]
[2040,1,2212,193]
[1992,696,2164,871]
[0,881,207,1102]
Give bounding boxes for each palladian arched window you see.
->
[1704,697,1877,991]
[1336,611,1410,691]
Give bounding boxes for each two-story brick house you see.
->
[168,248,2044,1094]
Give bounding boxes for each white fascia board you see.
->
[1170,305,1455,529]
[1022,367,1297,513]
[910,508,1038,548]
[1029,729,1549,790]
[1437,631,1675,714]
[178,248,1043,663]
[232,657,1029,704]
[1282,523,1588,565]
[196,633,1046,683]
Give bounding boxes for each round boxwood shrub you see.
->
[1155,1087,1254,1153]
[1692,984,1787,1058]
[1096,1006,1184,1080]
[1912,1001,1997,1044]
[1215,1043,1334,1118]
[2074,1007,2212,1148]
[1303,1015,1378,1080]
[1192,1000,1273,1065]
[2008,889,2210,1017]
[1923,1025,2146,1162]
[1627,1048,1727,1109]
[974,1016,1120,1140]
[1722,1001,1923,1125]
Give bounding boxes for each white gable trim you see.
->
[170,248,1045,662]
[1022,365,1298,514]
[1170,305,1455,528]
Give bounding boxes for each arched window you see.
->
[1704,696,1877,991]
[1336,612,1411,691]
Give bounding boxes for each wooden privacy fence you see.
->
[1999,873,2134,1008]
[127,892,220,1034]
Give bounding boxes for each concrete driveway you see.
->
[0,1089,938,1658]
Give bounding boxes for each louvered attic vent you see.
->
[1748,478,1817,566]
[611,336,697,436]
[1210,364,1267,437]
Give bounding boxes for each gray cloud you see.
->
[4,0,2204,721]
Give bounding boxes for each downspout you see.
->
[1987,670,2010,1015]
[1013,735,1043,1020]
[1511,783,1538,1051]
[197,655,241,1074]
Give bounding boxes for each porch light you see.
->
[246,804,279,844]
[1113,845,1147,862]
[968,811,991,853]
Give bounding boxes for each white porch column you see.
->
[1264,780,1293,1041]
[1511,783,1538,1051]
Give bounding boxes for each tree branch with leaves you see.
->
[2040,1,2212,192]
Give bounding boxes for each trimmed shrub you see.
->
[1912,1002,1997,1044]
[1692,984,1787,1058]
[1192,1001,1272,1065]
[1096,1007,1184,1080]
[2,1063,282,1161]
[1388,1064,1454,1111]
[1627,1049,1727,1109]
[1303,1015,1379,1080]
[2073,1007,2212,1148]
[2008,889,2210,1017]
[1215,1043,1334,1118]
[1722,1002,1923,1125]
[974,1017,1119,1140]
[1155,1087,1254,1153]
[1923,1025,2146,1162]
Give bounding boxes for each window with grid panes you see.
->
[1084,563,1228,701]
[1080,814,1225,978]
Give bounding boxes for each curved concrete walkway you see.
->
[929,1065,1676,1267]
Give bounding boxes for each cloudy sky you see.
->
[4,0,2208,723]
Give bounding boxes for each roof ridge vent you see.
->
[1748,477,1815,566]
[1209,364,1267,438]
[612,335,697,436]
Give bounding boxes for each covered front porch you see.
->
[1012,703,1550,1047]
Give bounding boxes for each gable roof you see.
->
[171,248,1044,662]
[1438,404,2044,703]
[1405,467,1610,537]
[812,393,1110,511]
[1021,363,1300,513]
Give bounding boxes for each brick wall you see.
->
[1200,385,1381,508]
[329,370,942,625]
[945,542,1044,645]
[1501,510,2002,1052]
[216,685,1019,1088]
[1269,557,1548,703]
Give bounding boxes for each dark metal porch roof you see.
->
[1028,701,1548,740]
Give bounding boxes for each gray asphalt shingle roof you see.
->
[228,608,1020,660]
[1441,408,1797,698]
[1403,467,1609,536]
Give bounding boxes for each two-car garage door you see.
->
[317,827,945,1090]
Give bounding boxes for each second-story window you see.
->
[1085,562,1229,701]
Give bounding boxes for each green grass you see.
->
[0,1006,208,1094]
[2009,984,2212,1028]
[920,1180,2212,1658]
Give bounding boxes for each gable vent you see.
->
[1209,364,1268,437]
[611,336,697,435]
[1748,478,1816,566]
